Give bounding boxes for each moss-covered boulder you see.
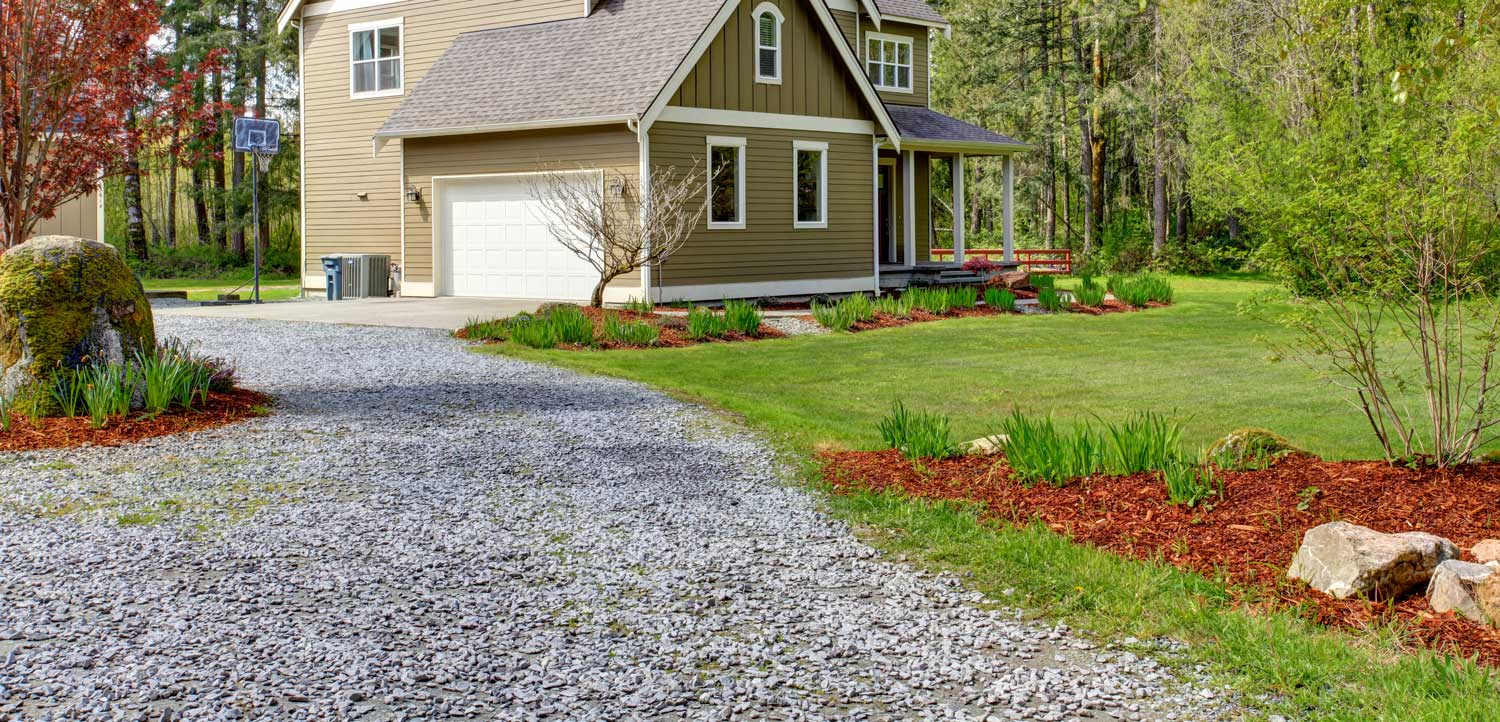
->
[1205,427,1300,470]
[0,236,155,402]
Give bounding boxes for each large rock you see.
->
[1427,560,1496,624]
[1287,522,1458,600]
[1473,539,1500,565]
[0,236,154,404]
[1479,573,1500,626]
[991,271,1031,290]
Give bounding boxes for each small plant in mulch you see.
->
[1037,287,1067,312]
[984,287,1017,312]
[877,400,960,461]
[459,302,779,351]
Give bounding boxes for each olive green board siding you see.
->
[33,191,100,241]
[830,8,858,47]
[670,0,871,121]
[649,121,873,287]
[299,0,583,284]
[401,126,641,289]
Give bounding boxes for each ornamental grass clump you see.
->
[949,286,979,309]
[1112,273,1174,307]
[601,312,660,347]
[839,293,876,323]
[998,410,1105,486]
[984,287,1016,312]
[1031,274,1056,290]
[907,286,952,315]
[624,296,656,314]
[1038,287,1066,312]
[49,369,83,418]
[461,317,509,342]
[1073,279,1107,308]
[547,305,596,346]
[874,293,912,317]
[1162,460,1220,507]
[506,314,560,349]
[79,363,133,429]
[877,400,960,460]
[1102,411,1186,475]
[810,300,855,331]
[723,299,764,336]
[686,306,732,340]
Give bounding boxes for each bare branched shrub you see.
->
[530,164,705,307]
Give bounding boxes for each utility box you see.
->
[321,254,391,300]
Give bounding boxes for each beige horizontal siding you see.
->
[671,0,870,121]
[300,0,584,280]
[401,125,641,289]
[649,121,873,287]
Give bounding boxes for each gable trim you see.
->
[639,0,900,148]
[658,107,875,135]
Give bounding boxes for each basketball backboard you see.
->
[233,116,281,154]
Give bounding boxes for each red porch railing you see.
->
[928,248,1073,275]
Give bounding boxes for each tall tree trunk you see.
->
[1071,15,1094,253]
[229,0,249,259]
[166,128,180,249]
[192,164,212,244]
[1040,0,1056,248]
[1088,33,1106,248]
[1174,189,1191,242]
[1226,211,1241,242]
[212,71,229,249]
[1151,1,1167,255]
[123,109,149,262]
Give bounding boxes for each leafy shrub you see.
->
[461,317,509,342]
[1162,461,1220,507]
[1112,273,1175,307]
[999,410,1105,486]
[686,306,732,339]
[949,286,979,309]
[874,293,912,317]
[962,257,1002,273]
[877,400,960,460]
[1206,427,1299,470]
[1103,411,1186,475]
[984,287,1017,312]
[507,315,560,349]
[602,312,660,347]
[1073,279,1107,307]
[547,305,595,346]
[1038,287,1066,312]
[723,299,764,336]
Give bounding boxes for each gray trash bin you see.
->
[322,256,343,300]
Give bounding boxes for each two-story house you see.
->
[276,0,1026,302]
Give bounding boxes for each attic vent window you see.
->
[753,3,784,85]
[350,19,403,98]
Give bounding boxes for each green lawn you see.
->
[492,276,1390,460]
[479,276,1500,721]
[141,275,301,302]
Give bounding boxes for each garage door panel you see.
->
[440,175,600,300]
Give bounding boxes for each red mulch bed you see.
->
[0,388,272,453]
[794,300,1162,330]
[821,449,1500,666]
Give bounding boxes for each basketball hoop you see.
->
[253,149,275,174]
[233,116,283,305]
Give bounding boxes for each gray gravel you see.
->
[0,318,1244,721]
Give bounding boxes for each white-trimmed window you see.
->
[350,19,403,98]
[753,2,784,84]
[866,33,913,93]
[793,140,827,229]
[707,136,746,229]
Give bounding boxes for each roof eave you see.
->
[276,0,302,34]
[882,14,951,36]
[883,137,1032,155]
[372,114,641,147]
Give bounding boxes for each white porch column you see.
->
[902,149,916,266]
[1002,153,1015,263]
[951,154,965,265]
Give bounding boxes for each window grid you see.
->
[866,35,912,93]
[351,22,402,98]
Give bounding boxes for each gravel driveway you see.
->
[0,317,1241,722]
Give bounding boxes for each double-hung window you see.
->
[753,3,784,84]
[351,19,403,98]
[793,140,827,229]
[707,136,746,229]
[866,33,913,93]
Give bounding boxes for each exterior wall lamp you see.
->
[406,185,423,202]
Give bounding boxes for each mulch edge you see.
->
[0,388,273,453]
[818,449,1500,668]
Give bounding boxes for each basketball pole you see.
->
[252,150,262,304]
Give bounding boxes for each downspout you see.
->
[628,116,653,303]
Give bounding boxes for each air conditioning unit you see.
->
[323,254,390,299]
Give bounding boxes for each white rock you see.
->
[1472,539,1500,565]
[1288,522,1458,600]
[962,435,1009,456]
[1427,560,1496,623]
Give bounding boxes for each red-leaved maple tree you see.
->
[0,0,212,249]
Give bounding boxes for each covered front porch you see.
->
[875,105,1027,290]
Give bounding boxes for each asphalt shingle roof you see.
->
[885,104,1024,147]
[377,0,721,137]
[873,0,946,25]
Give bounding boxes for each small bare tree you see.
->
[530,163,705,307]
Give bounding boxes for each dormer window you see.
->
[753,3,784,85]
[350,19,403,99]
[866,33,913,93]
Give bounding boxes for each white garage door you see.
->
[439,174,600,300]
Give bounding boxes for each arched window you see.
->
[753,3,784,84]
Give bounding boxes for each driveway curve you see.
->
[0,317,1239,721]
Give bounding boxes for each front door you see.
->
[877,164,898,265]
